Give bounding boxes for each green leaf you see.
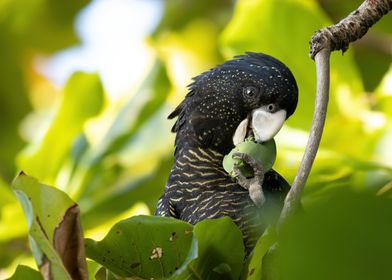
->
[12,172,87,280]
[0,0,89,53]
[152,0,231,37]
[63,60,171,202]
[174,217,245,280]
[0,177,29,242]
[0,0,89,180]
[102,60,171,157]
[245,227,277,280]
[80,155,173,230]
[85,215,194,279]
[17,72,104,185]
[86,260,102,280]
[6,265,43,280]
[278,189,392,280]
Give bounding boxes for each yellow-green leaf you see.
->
[12,173,87,280]
[17,72,104,185]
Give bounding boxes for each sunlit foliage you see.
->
[1,0,391,278]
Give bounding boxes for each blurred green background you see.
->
[0,0,391,278]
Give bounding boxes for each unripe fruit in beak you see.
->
[223,138,276,177]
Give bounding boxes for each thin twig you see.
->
[279,0,392,223]
[280,49,330,220]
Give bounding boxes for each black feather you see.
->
[157,52,298,254]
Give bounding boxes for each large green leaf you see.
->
[174,217,245,280]
[12,173,87,280]
[6,265,43,280]
[86,216,246,280]
[85,215,193,279]
[17,72,104,185]
[277,188,392,280]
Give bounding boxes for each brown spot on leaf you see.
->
[169,232,177,242]
[130,262,141,268]
[53,204,88,280]
[36,216,49,240]
[149,247,163,260]
[249,268,255,276]
[39,256,51,280]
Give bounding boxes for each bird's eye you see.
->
[267,104,275,112]
[243,86,258,98]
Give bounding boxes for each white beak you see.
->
[232,108,286,145]
[232,118,248,145]
[252,109,286,142]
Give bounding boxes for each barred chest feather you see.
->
[155,145,284,252]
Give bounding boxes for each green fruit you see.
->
[223,138,276,177]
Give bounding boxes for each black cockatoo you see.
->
[155,52,298,252]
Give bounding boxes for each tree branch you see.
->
[279,0,392,222]
[309,0,392,59]
[280,49,330,220]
